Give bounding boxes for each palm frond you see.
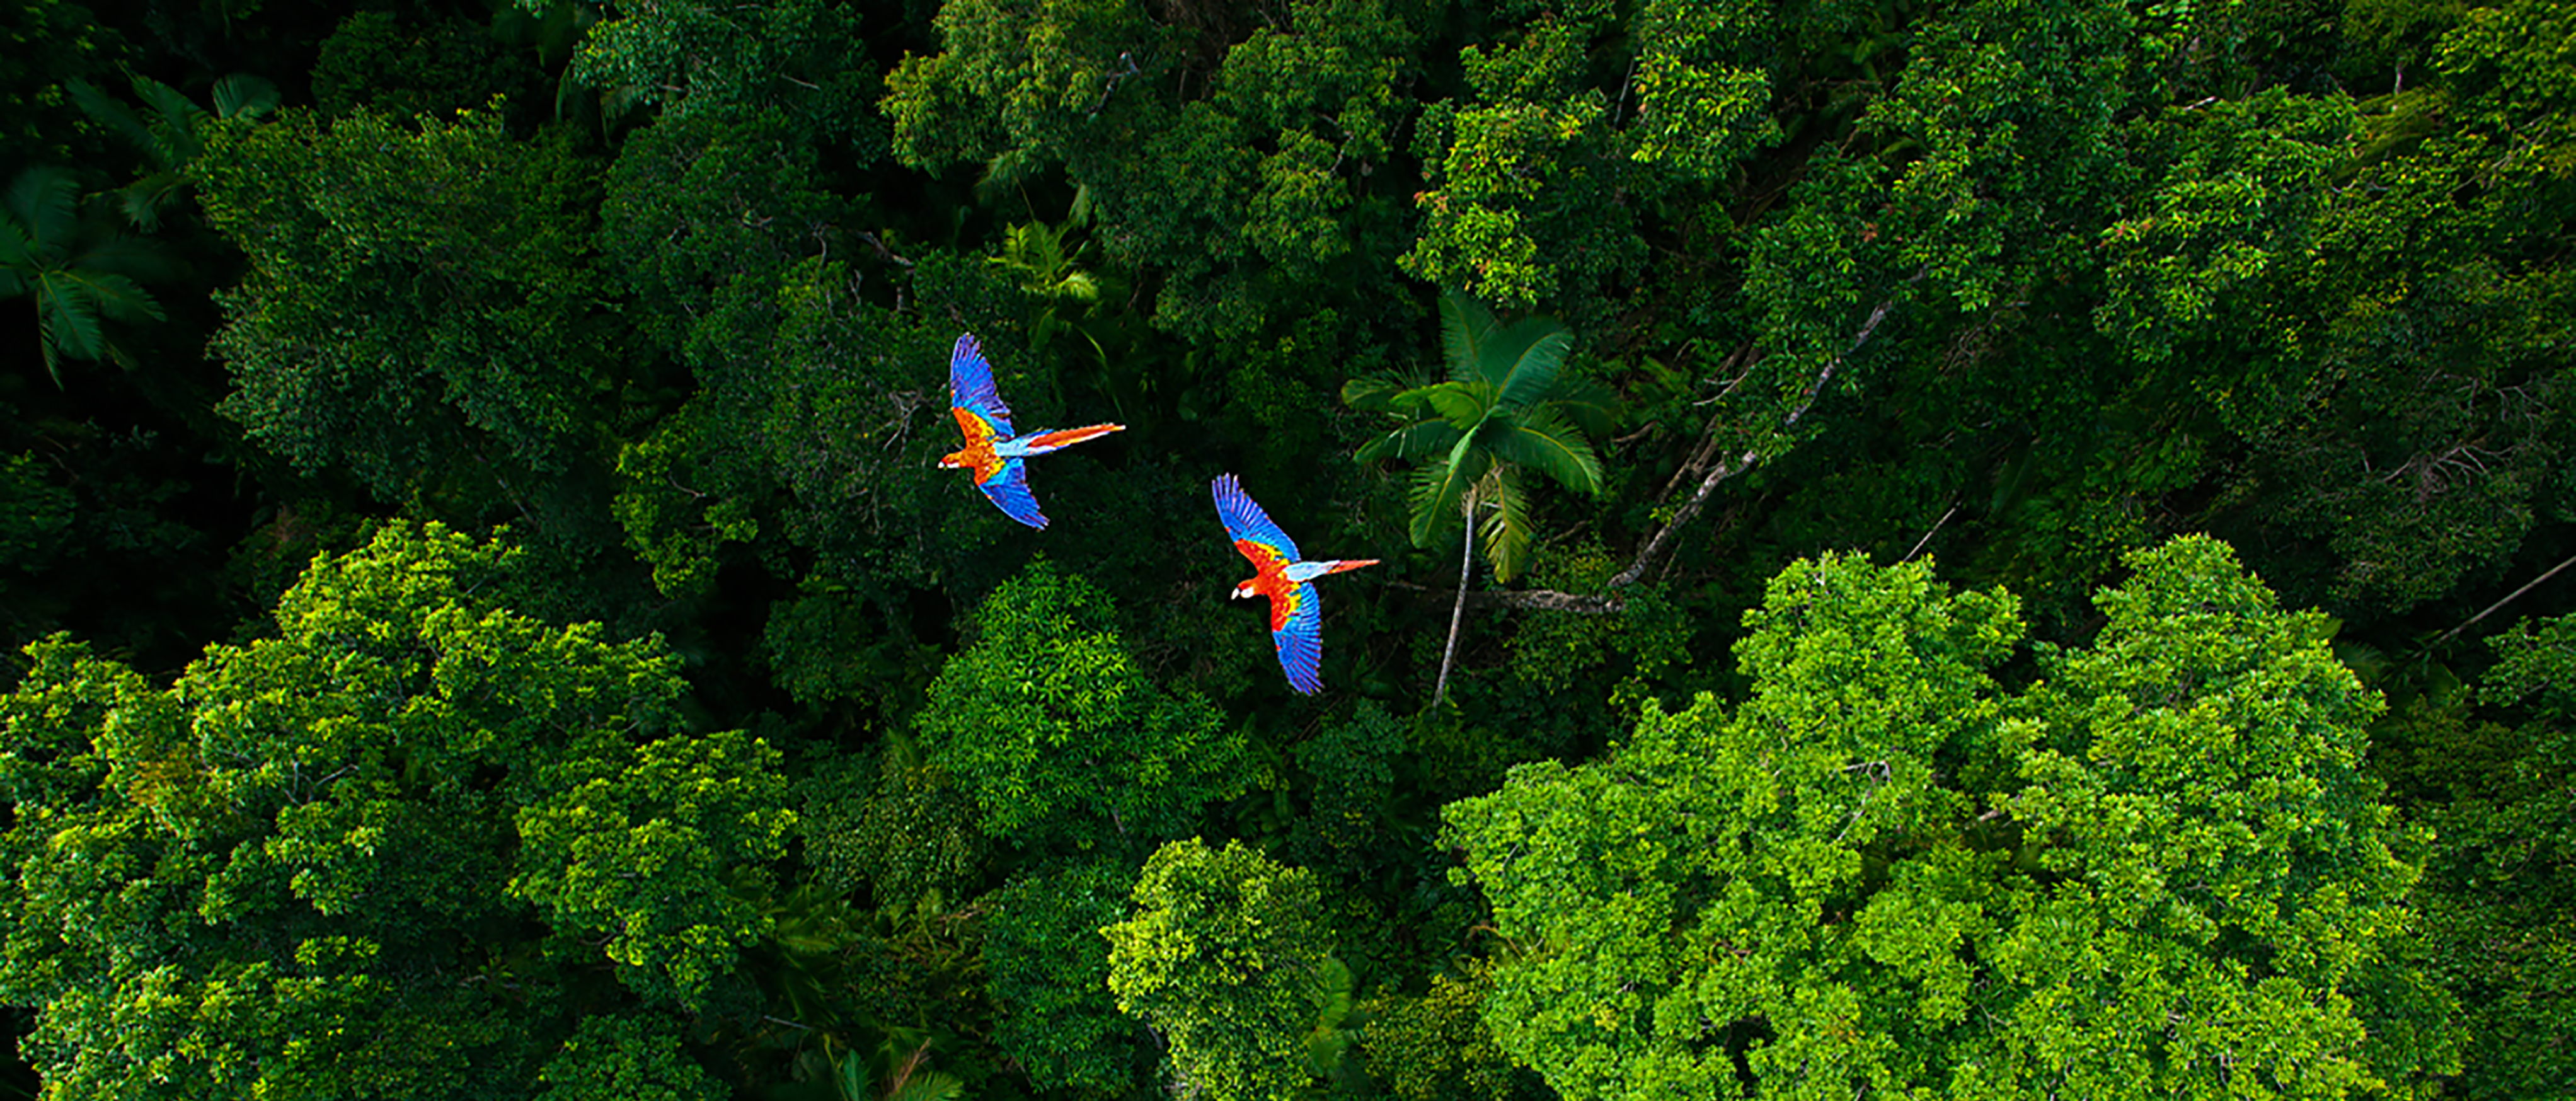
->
[1356,419,1463,463]
[210,74,280,120]
[63,270,165,323]
[1408,445,1489,548]
[1487,406,1604,496]
[37,275,106,366]
[6,168,80,254]
[1438,287,1499,384]
[132,76,210,167]
[1478,465,1534,582]
[1486,318,1573,408]
[1550,375,1621,440]
[0,219,33,278]
[1342,374,1405,413]
[72,235,181,282]
[64,79,158,158]
[1417,381,1491,428]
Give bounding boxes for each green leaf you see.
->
[1408,445,1489,548]
[1356,420,1464,464]
[1486,406,1602,497]
[64,79,158,160]
[6,166,78,253]
[1478,465,1532,582]
[1481,317,1572,405]
[1438,287,1500,384]
[1418,381,1492,428]
[36,274,106,362]
[211,74,282,120]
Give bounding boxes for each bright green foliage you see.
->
[1360,962,1533,1101]
[0,166,171,383]
[914,559,1248,848]
[1403,15,1643,314]
[1103,838,1338,1101]
[1445,536,2449,1100]
[0,523,777,1097]
[514,727,794,1007]
[534,1015,728,1101]
[1352,288,1614,582]
[982,859,1148,1095]
[195,108,618,505]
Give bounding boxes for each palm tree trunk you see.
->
[1434,491,1477,706]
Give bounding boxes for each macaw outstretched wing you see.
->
[949,333,1015,437]
[1271,581,1324,695]
[1212,473,1302,568]
[976,458,1049,528]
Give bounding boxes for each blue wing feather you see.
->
[950,333,1015,437]
[1271,582,1325,695]
[1210,474,1302,563]
[977,458,1049,528]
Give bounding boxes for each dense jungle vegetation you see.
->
[1,0,2570,1097]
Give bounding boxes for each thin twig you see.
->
[1900,503,1958,563]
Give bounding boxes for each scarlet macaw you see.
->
[939,333,1125,528]
[1212,474,1378,695]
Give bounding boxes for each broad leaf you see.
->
[37,275,106,360]
[5,167,78,253]
[212,74,281,120]
[1419,381,1492,428]
[1551,375,1621,440]
[1486,406,1603,497]
[1481,316,1572,403]
[1356,420,1463,464]
[1439,287,1500,384]
[64,270,166,323]
[1479,465,1534,582]
[132,76,210,167]
[1408,447,1490,548]
[1341,374,1405,413]
[64,79,158,160]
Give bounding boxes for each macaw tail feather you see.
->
[1323,558,1380,575]
[1017,423,1126,455]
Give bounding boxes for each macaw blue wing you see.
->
[976,458,1049,528]
[1271,582,1324,695]
[1211,473,1302,565]
[950,333,1015,437]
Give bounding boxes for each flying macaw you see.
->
[939,333,1125,528]
[1212,473,1378,695]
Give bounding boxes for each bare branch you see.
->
[1608,291,1904,591]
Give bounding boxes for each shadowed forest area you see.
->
[0,0,2570,1097]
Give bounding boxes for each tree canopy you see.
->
[1,0,2568,1096]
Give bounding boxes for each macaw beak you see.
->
[1229,585,1248,600]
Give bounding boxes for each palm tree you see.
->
[1348,289,1615,704]
[0,167,173,385]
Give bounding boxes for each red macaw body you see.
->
[1212,474,1377,695]
[940,333,1124,528]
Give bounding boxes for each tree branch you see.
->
[1605,292,1904,591]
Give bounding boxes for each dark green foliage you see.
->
[196,108,620,507]
[6,0,2575,1095]
[982,859,1149,1095]
[915,558,1248,850]
[312,11,546,124]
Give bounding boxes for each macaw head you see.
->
[1230,580,1255,600]
[938,450,967,470]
